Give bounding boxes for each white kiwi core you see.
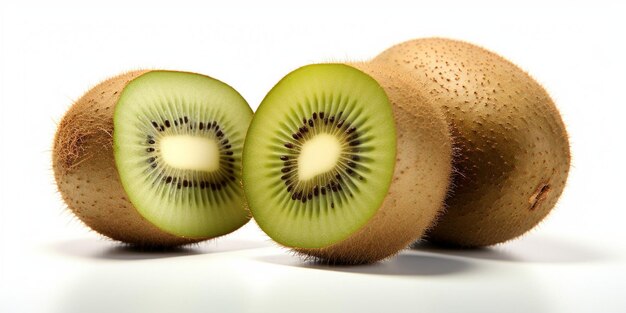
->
[297,133,342,181]
[160,135,220,172]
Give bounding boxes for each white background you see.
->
[1,1,625,312]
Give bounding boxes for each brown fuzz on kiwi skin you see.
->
[373,38,571,247]
[294,62,453,265]
[53,70,201,247]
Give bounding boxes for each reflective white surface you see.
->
[1,1,625,312]
[2,225,624,313]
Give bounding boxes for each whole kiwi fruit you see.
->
[373,38,570,247]
[53,70,253,247]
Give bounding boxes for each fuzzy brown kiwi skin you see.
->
[52,70,202,247]
[373,38,571,247]
[295,62,453,265]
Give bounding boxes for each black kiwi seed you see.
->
[184,116,189,123]
[151,121,158,128]
[280,155,288,161]
[165,120,171,127]
[199,122,204,130]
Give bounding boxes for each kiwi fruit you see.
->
[53,70,253,247]
[373,38,570,247]
[242,63,452,264]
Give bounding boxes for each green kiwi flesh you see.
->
[374,38,570,247]
[53,70,253,246]
[243,63,452,264]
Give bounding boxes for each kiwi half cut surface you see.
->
[374,38,571,247]
[53,70,253,246]
[243,63,452,264]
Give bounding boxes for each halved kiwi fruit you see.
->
[53,70,253,247]
[373,38,570,247]
[243,63,452,264]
